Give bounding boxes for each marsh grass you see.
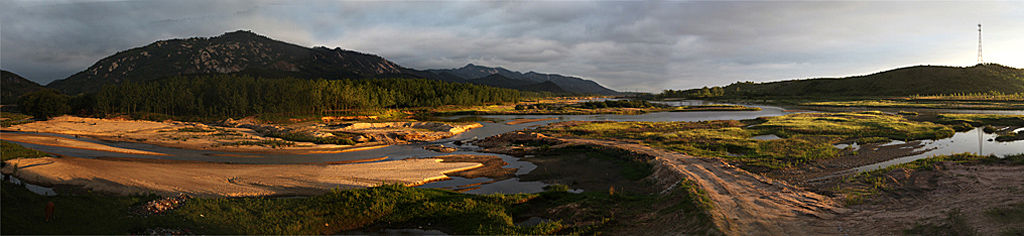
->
[936,114,1024,127]
[542,112,954,170]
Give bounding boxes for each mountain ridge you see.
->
[1,70,46,104]
[44,30,617,95]
[718,63,1024,97]
[428,64,620,95]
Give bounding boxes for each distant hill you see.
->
[46,30,457,95]
[719,64,1024,97]
[428,64,620,95]
[467,74,570,94]
[1,70,45,104]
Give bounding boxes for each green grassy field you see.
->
[540,112,954,169]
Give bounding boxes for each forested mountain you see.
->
[1,70,45,104]
[92,75,525,118]
[663,64,1024,98]
[44,30,616,96]
[46,30,453,95]
[428,64,620,95]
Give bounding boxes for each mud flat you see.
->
[1,156,483,198]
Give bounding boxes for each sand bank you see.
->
[1,156,482,198]
[1,133,170,156]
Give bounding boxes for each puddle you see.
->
[751,134,781,141]
[850,128,1024,173]
[4,175,57,196]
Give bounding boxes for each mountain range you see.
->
[427,64,618,95]
[1,70,45,104]
[41,30,619,96]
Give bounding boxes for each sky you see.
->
[1,1,1022,92]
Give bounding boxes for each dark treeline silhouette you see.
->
[88,75,526,118]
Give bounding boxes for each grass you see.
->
[1,111,34,127]
[515,180,720,235]
[1,140,50,161]
[0,182,562,235]
[221,139,295,148]
[801,99,1024,110]
[754,111,955,140]
[540,112,955,170]
[935,114,1024,127]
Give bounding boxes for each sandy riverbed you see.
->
[1,156,482,198]
[0,116,478,154]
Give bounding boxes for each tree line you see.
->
[20,75,531,119]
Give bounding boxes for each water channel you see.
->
[4,101,1023,195]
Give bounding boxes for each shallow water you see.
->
[849,127,1024,173]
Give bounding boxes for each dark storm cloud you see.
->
[2,1,1022,91]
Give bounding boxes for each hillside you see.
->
[721,64,1024,97]
[429,64,620,95]
[44,30,615,96]
[1,70,45,104]
[45,30,452,95]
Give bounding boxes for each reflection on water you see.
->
[751,134,782,141]
[850,128,1024,173]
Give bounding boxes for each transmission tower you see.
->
[978,24,983,64]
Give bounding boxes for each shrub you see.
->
[18,89,70,119]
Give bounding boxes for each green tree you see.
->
[18,89,71,120]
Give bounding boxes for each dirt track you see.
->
[553,137,847,235]
[480,132,847,235]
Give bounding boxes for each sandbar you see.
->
[1,156,482,198]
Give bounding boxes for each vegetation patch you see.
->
[1,112,34,127]
[539,112,955,170]
[936,114,1024,127]
[1,140,50,161]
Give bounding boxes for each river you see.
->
[5,102,1023,195]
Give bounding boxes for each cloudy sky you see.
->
[2,0,1022,92]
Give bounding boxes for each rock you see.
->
[353,136,369,142]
